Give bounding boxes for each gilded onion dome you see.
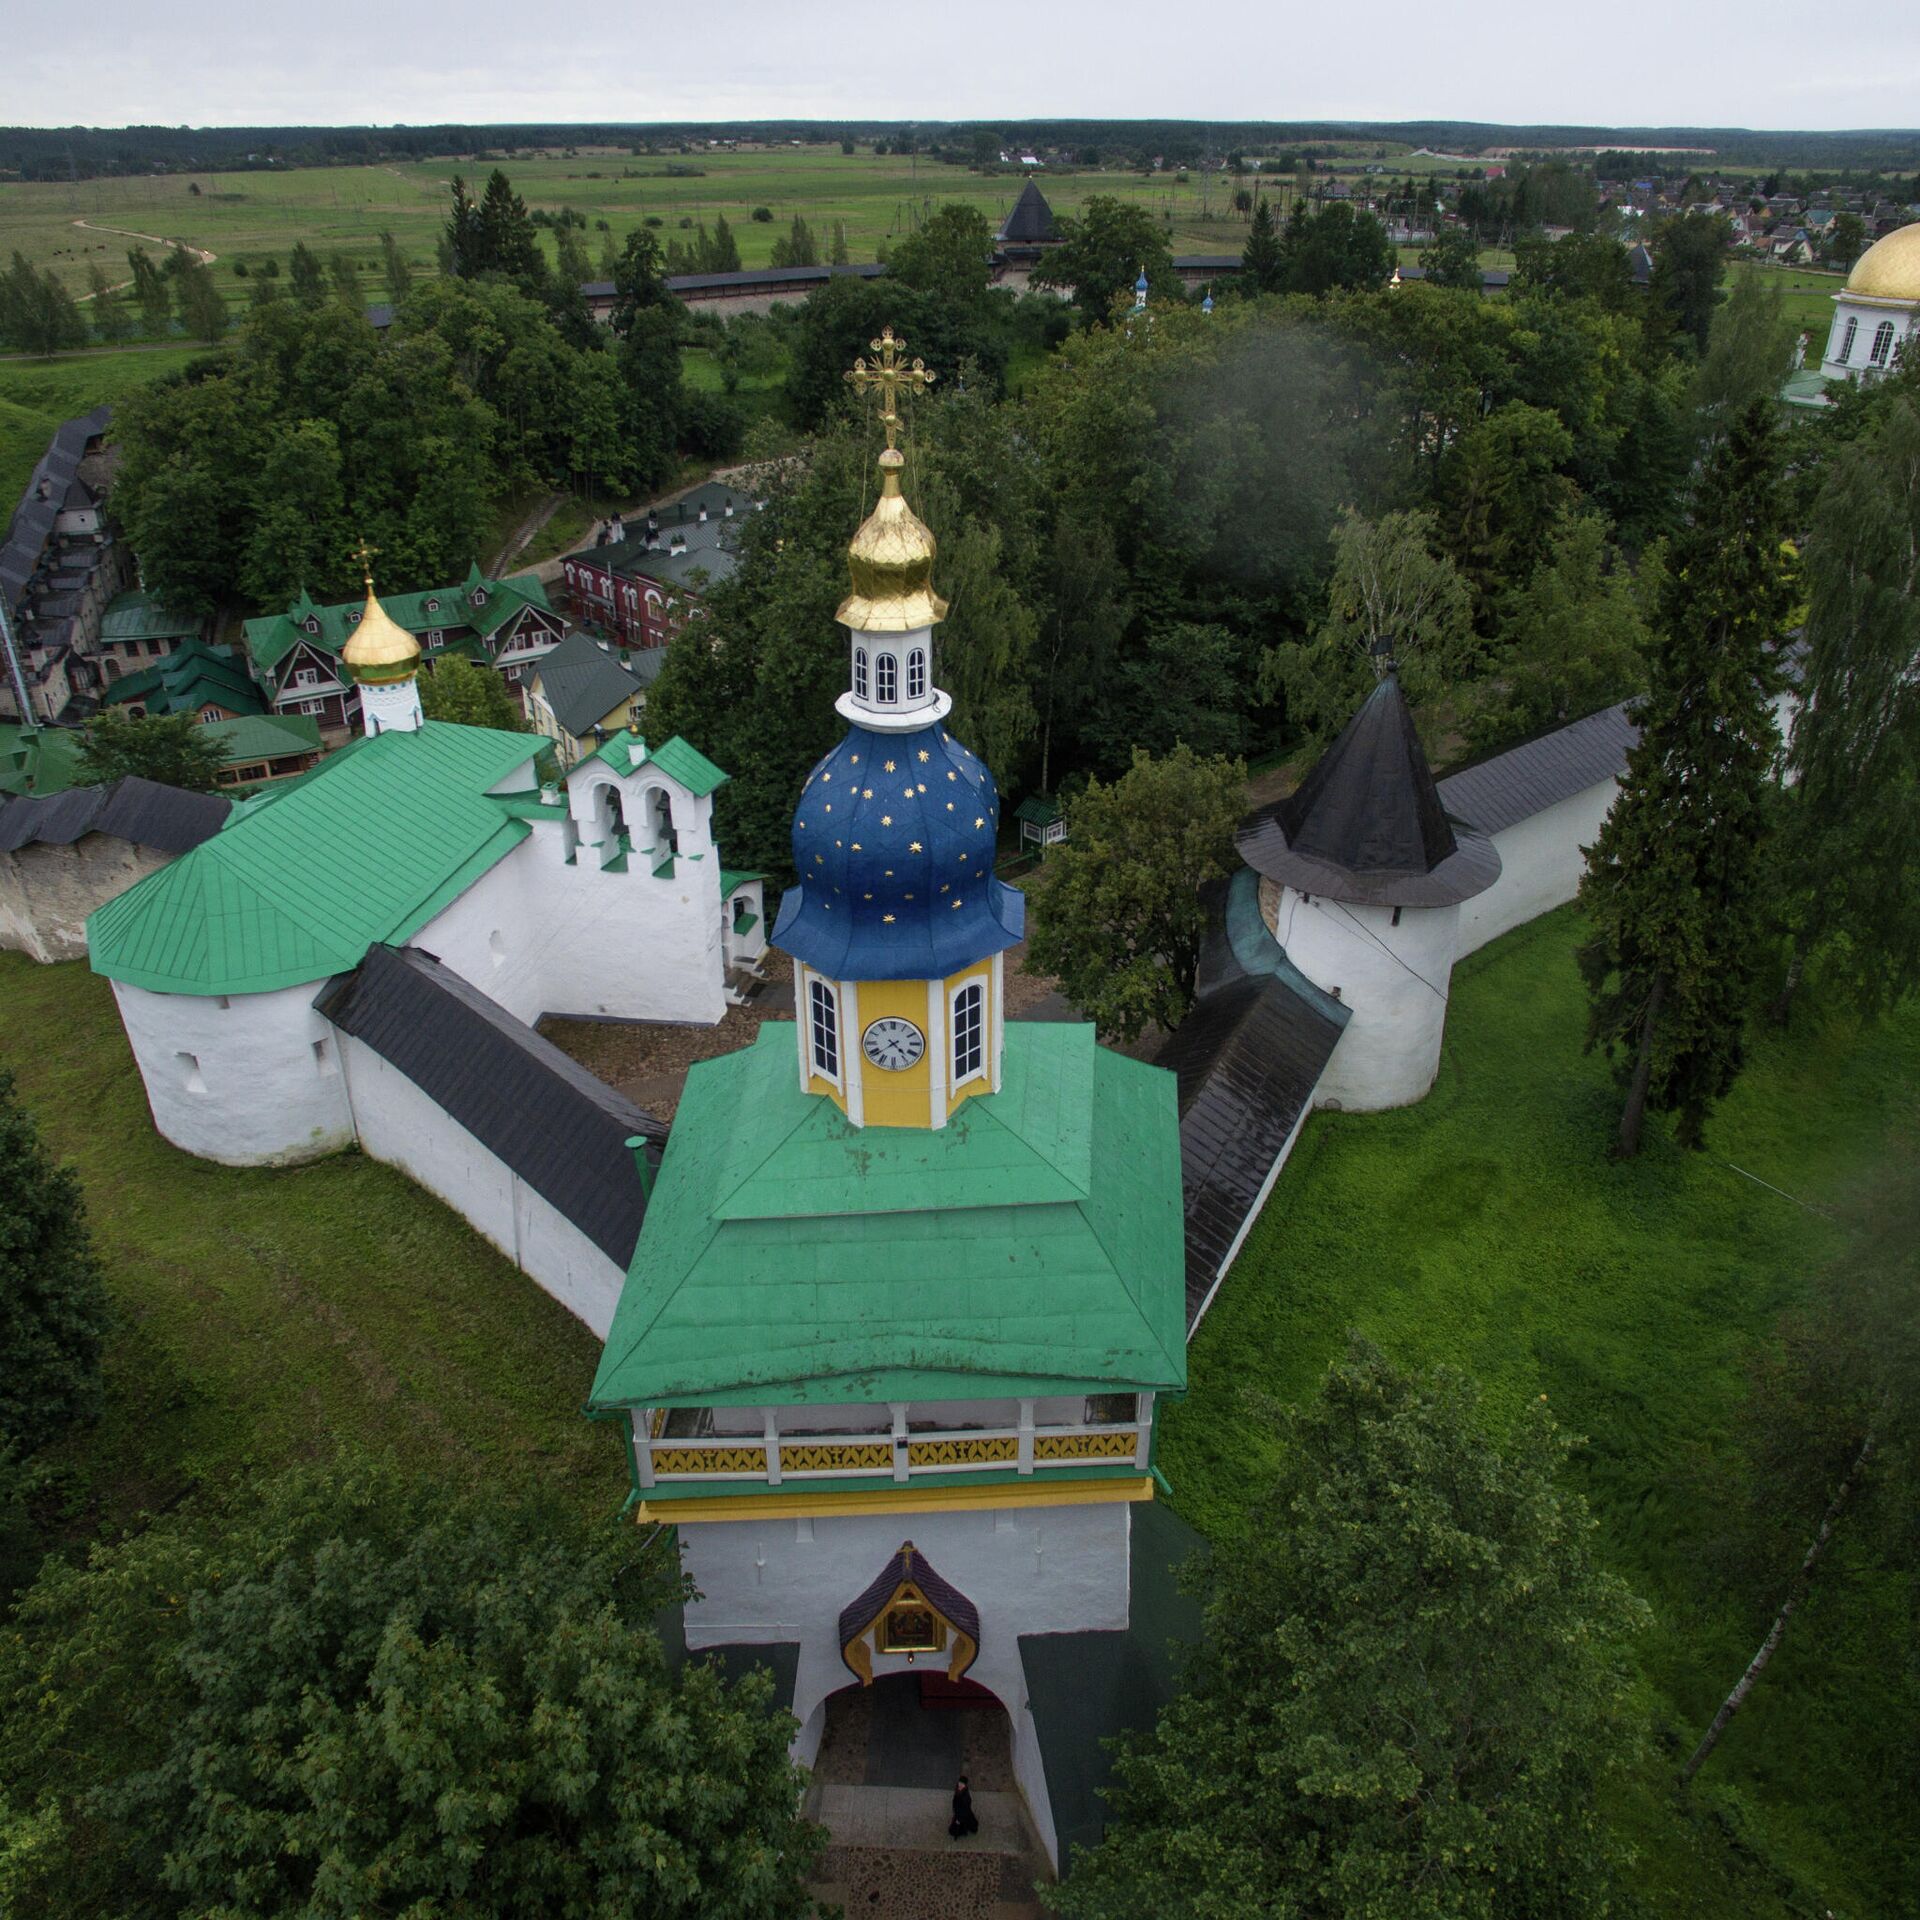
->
[1844,221,1920,302]
[837,448,949,633]
[342,555,421,686]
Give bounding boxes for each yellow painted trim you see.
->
[636,1474,1154,1526]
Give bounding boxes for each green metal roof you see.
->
[103,637,265,718]
[243,573,551,678]
[87,721,540,996]
[718,868,764,896]
[199,713,323,765]
[1014,794,1063,826]
[0,724,87,797]
[98,590,202,645]
[588,1022,1186,1410]
[584,732,730,796]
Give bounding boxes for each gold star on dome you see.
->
[917,783,926,793]
[909,841,923,852]
[884,760,897,773]
[852,841,862,851]
[904,891,914,899]
[947,771,956,781]
[863,788,873,798]
[881,815,892,826]
[958,852,967,861]
[952,898,963,909]
[824,802,832,812]
[815,854,824,864]
[902,787,913,799]
[918,749,930,762]
[850,754,860,764]
[821,772,831,782]
[974,817,985,829]
[883,913,896,923]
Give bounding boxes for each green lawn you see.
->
[0,953,621,1535]
[0,346,216,510]
[1731,256,1847,338]
[1161,905,1919,1920]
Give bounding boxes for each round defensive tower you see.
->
[1238,673,1500,1111]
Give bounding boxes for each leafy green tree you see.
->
[241,418,348,608]
[1695,269,1794,432]
[1050,1340,1648,1920]
[1421,223,1483,292]
[829,219,849,266]
[710,209,743,272]
[327,249,360,306]
[887,203,995,318]
[1033,194,1176,319]
[419,655,526,730]
[1086,620,1248,768]
[478,168,546,286]
[1024,743,1244,1041]
[74,709,230,794]
[1648,210,1730,354]
[287,239,326,308]
[1577,402,1791,1155]
[85,261,128,343]
[1825,210,1867,270]
[1468,516,1655,752]
[0,1072,110,1464]
[172,257,228,342]
[379,227,412,305]
[1511,230,1635,311]
[769,214,820,269]
[1259,508,1475,744]
[126,245,173,334]
[1239,196,1284,294]
[1439,400,1577,622]
[1277,200,1395,296]
[0,1462,824,1920]
[1771,375,1920,1021]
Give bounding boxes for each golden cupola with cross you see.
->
[770,329,1024,1129]
[341,543,425,736]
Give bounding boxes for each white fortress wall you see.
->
[1453,778,1620,959]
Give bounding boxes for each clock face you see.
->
[863,1017,926,1072]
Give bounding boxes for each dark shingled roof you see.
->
[1021,1498,1206,1867]
[838,1541,981,1680]
[1155,870,1347,1328]
[1239,675,1500,907]
[999,178,1058,246]
[313,944,662,1267]
[2,405,111,615]
[0,776,229,857]
[533,629,648,737]
[1436,700,1637,837]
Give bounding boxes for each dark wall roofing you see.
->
[999,178,1058,245]
[1435,700,1636,838]
[2,405,111,615]
[1239,675,1500,907]
[314,944,662,1267]
[0,775,229,856]
[534,630,646,736]
[1155,872,1346,1328]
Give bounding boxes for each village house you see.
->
[93,590,204,686]
[104,635,266,724]
[243,565,567,739]
[524,630,658,769]
[202,712,325,788]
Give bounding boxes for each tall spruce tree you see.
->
[1771,372,1920,1021]
[0,1072,111,1461]
[1240,196,1285,294]
[1576,400,1791,1155]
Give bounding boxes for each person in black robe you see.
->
[949,1774,979,1840]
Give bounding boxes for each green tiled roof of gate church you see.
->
[87,720,540,996]
[588,1022,1187,1410]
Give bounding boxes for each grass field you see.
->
[1161,905,1919,1919]
[0,345,220,508]
[0,953,621,1537]
[0,147,1288,305]
[1730,255,1847,338]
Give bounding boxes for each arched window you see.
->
[1837,316,1858,364]
[1870,320,1897,367]
[875,652,898,703]
[854,648,870,699]
[808,977,840,1082]
[952,980,985,1086]
[907,648,927,699]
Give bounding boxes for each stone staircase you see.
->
[805,1783,1050,1920]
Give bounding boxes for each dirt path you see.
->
[70,220,217,301]
[489,492,566,575]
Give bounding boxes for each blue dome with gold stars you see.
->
[773,718,1024,981]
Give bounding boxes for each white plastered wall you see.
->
[679,1499,1133,1871]
[111,977,354,1164]
[1453,781,1619,959]
[337,1034,627,1335]
[1267,885,1460,1112]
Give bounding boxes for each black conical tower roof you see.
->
[999,178,1058,245]
[1237,675,1501,907]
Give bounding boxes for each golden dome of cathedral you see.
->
[1844,222,1920,302]
[836,448,949,633]
[342,567,422,686]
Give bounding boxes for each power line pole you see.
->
[0,593,34,723]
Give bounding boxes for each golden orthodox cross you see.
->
[845,328,935,451]
[353,539,380,590]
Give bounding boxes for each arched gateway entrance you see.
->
[814,1670,1014,1794]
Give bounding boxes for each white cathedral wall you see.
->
[408,820,726,1027]
[679,1498,1133,1868]
[111,978,354,1164]
[337,1034,626,1336]
[1269,887,1460,1112]
[1454,781,1620,959]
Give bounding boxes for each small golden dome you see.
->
[1844,222,1920,302]
[342,573,422,686]
[836,448,948,633]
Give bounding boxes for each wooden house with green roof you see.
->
[243,566,567,738]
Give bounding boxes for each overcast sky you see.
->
[6,0,1917,134]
